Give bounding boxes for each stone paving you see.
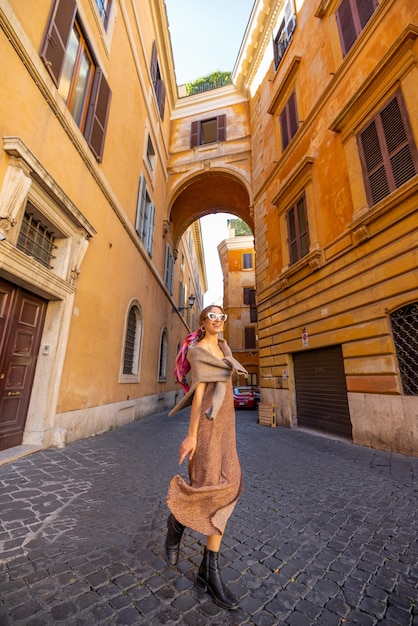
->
[0,408,417,625]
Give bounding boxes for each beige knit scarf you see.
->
[169,338,248,419]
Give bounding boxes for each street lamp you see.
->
[173,294,196,312]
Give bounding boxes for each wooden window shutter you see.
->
[150,40,158,84]
[217,114,226,142]
[41,0,77,86]
[280,90,298,151]
[336,0,357,55]
[288,91,298,138]
[157,80,166,120]
[191,121,200,147]
[358,92,418,206]
[357,0,377,29]
[280,109,290,150]
[84,69,112,162]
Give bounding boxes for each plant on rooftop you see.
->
[186,70,232,96]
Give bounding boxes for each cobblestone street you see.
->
[0,409,417,625]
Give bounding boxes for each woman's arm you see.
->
[178,382,206,465]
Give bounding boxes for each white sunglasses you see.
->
[206,312,228,322]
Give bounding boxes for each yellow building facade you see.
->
[218,232,259,387]
[245,0,418,455]
[0,0,205,454]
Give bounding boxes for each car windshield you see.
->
[235,387,252,394]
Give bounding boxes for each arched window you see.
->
[158,328,168,381]
[121,303,142,381]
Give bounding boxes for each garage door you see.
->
[294,345,352,439]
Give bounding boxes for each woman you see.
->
[165,304,248,610]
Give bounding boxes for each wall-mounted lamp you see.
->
[173,294,196,313]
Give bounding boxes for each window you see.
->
[243,287,258,322]
[158,329,168,381]
[95,0,112,29]
[245,327,257,350]
[146,135,156,172]
[242,253,253,270]
[164,244,174,294]
[17,206,57,269]
[135,175,155,255]
[41,0,112,162]
[336,0,378,56]
[390,302,418,395]
[287,195,310,264]
[280,90,298,151]
[150,41,166,119]
[273,0,296,69]
[191,115,226,147]
[357,92,418,207]
[122,304,142,378]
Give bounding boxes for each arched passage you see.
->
[168,171,252,249]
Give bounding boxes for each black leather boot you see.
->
[164,513,185,566]
[197,548,239,610]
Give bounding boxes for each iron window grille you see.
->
[390,302,418,395]
[17,212,56,269]
[123,306,139,375]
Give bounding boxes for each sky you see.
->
[165,1,255,305]
[165,0,255,85]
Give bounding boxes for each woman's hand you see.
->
[179,434,197,465]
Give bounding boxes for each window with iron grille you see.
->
[336,0,378,56]
[287,194,309,264]
[390,302,418,396]
[357,91,418,207]
[123,306,140,375]
[17,211,57,269]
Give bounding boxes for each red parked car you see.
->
[233,386,257,409]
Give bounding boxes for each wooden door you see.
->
[0,279,47,451]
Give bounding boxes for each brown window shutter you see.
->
[358,92,417,206]
[356,0,378,29]
[217,114,226,142]
[158,80,166,120]
[336,0,357,56]
[280,109,290,150]
[191,121,200,147]
[150,40,158,84]
[288,91,298,137]
[40,0,77,86]
[84,69,112,162]
[380,95,417,189]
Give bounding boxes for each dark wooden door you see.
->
[294,345,352,439]
[0,279,47,451]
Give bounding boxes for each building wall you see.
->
[0,0,205,450]
[248,0,418,455]
[218,235,259,386]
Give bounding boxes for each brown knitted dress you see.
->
[166,377,242,536]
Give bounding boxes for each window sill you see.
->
[279,248,323,288]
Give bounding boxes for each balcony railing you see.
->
[179,75,233,98]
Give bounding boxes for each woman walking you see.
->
[165,304,247,610]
